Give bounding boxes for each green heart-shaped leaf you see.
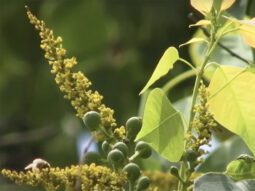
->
[136,88,185,162]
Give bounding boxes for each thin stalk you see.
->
[188,34,218,129]
[179,58,197,71]
[178,161,189,191]
[129,181,134,191]
[129,151,140,161]
[178,17,220,191]
[162,70,197,93]
[99,125,114,140]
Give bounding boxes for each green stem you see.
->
[129,181,134,191]
[178,16,220,191]
[129,151,140,161]
[162,70,197,93]
[99,125,114,140]
[188,34,218,130]
[178,162,188,191]
[179,58,197,71]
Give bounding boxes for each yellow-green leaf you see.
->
[139,47,179,95]
[179,37,208,47]
[190,0,213,15]
[221,0,235,11]
[136,88,185,162]
[208,66,255,155]
[240,18,255,48]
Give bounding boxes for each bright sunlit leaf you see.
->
[208,66,255,156]
[136,88,185,162]
[190,0,213,15]
[240,18,255,48]
[221,0,235,11]
[139,47,179,95]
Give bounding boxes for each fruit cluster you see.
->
[83,112,153,190]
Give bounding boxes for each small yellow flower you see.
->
[25,7,117,137]
[113,126,126,140]
[1,163,126,191]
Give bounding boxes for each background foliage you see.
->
[0,0,254,190]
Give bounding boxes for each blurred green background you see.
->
[0,0,254,190]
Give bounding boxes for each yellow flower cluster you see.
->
[186,81,217,160]
[144,171,178,191]
[1,163,126,191]
[143,171,202,191]
[113,126,126,140]
[25,7,116,130]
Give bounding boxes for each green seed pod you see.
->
[135,141,152,159]
[83,111,101,131]
[107,149,124,165]
[185,149,197,163]
[102,141,111,153]
[123,162,141,182]
[170,166,179,177]
[136,176,150,191]
[113,142,129,157]
[83,152,101,165]
[126,117,142,141]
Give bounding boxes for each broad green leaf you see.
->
[208,66,255,156]
[194,173,255,191]
[139,47,179,95]
[225,154,255,181]
[174,96,192,122]
[136,88,185,162]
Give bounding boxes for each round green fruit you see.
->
[170,166,179,177]
[107,149,124,165]
[136,176,150,191]
[83,152,101,165]
[102,141,111,153]
[135,141,152,159]
[113,142,129,157]
[123,163,141,182]
[83,111,101,131]
[126,117,142,141]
